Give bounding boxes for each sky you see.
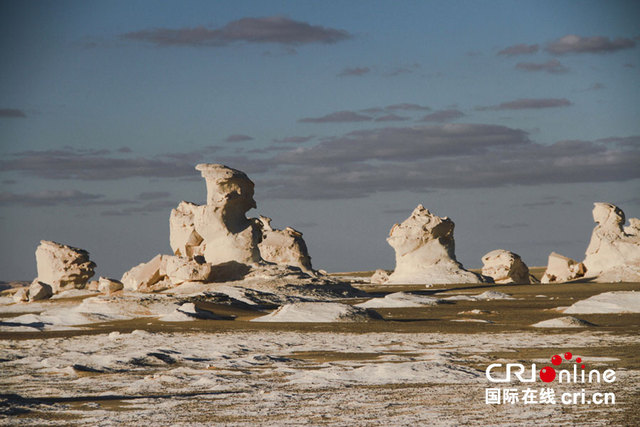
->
[1,0,639,281]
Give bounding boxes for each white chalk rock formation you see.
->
[258,216,312,272]
[170,164,262,266]
[121,254,215,292]
[13,288,29,303]
[385,205,486,284]
[28,281,53,301]
[370,269,390,284]
[481,249,531,284]
[582,203,640,282]
[98,277,124,295]
[35,240,96,293]
[541,252,586,283]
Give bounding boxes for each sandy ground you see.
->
[0,275,639,426]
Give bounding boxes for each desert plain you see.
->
[1,269,639,426]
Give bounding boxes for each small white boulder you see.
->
[481,249,531,284]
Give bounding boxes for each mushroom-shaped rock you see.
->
[481,250,531,284]
[540,252,586,283]
[583,203,640,282]
[385,205,487,284]
[258,216,313,273]
[169,164,262,266]
[28,280,53,301]
[35,240,96,293]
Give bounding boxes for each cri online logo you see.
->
[486,351,616,384]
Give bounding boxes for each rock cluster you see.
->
[481,249,532,284]
[35,240,96,293]
[13,280,54,303]
[385,205,486,285]
[122,164,315,291]
[542,203,639,283]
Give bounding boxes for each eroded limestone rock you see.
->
[541,252,586,283]
[258,216,312,273]
[35,240,96,293]
[121,255,217,291]
[28,281,53,301]
[13,287,29,303]
[583,203,640,282]
[481,249,531,284]
[385,205,486,284]
[98,277,124,294]
[370,269,390,284]
[169,164,262,266]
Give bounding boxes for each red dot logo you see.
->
[540,366,556,382]
[576,357,582,363]
[551,355,562,366]
[564,352,572,360]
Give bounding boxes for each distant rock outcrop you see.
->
[35,240,96,293]
[541,252,586,283]
[582,203,640,282]
[481,249,531,284]
[258,216,313,273]
[385,205,487,285]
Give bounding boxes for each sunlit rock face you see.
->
[35,240,96,293]
[258,216,313,273]
[121,164,319,292]
[541,252,586,283]
[121,254,214,292]
[170,164,262,265]
[583,202,640,282]
[481,249,531,284]
[385,205,487,285]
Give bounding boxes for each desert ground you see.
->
[1,269,639,426]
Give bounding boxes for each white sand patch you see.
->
[531,316,595,328]
[0,294,179,331]
[563,291,640,314]
[287,360,483,387]
[458,309,495,315]
[50,289,97,299]
[251,302,377,322]
[158,303,223,322]
[355,292,444,308]
[444,290,514,301]
[450,319,494,323]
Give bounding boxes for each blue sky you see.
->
[1,0,639,280]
